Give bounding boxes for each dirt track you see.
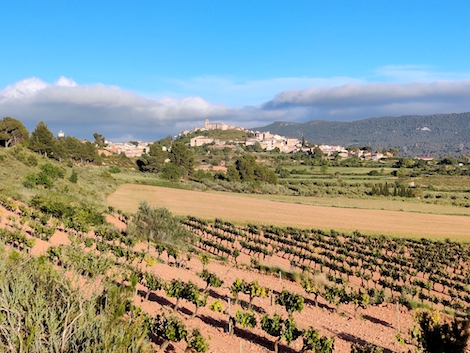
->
[107,184,470,240]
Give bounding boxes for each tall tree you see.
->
[169,141,194,176]
[148,142,167,160]
[52,136,82,162]
[228,154,277,184]
[137,142,168,173]
[127,201,193,245]
[0,117,29,147]
[93,132,107,148]
[29,121,55,156]
[52,136,100,164]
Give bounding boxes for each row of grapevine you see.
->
[185,215,470,315]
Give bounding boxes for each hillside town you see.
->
[185,119,301,153]
[99,118,395,160]
[180,119,394,160]
[104,141,150,158]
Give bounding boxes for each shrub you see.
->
[108,166,121,173]
[69,170,78,183]
[40,163,65,179]
[409,310,470,353]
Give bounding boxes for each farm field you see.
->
[231,194,470,216]
[2,191,470,352]
[107,184,470,240]
[0,202,416,353]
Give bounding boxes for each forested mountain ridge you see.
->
[254,112,470,157]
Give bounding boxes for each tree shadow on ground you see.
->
[137,289,173,307]
[197,314,297,353]
[148,333,177,353]
[149,292,175,308]
[198,314,227,332]
[336,332,394,353]
[207,288,226,301]
[233,326,298,353]
[303,297,333,311]
[362,314,393,328]
[237,299,266,314]
[137,289,195,316]
[175,305,193,317]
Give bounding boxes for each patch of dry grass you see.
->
[235,193,470,216]
[107,184,470,241]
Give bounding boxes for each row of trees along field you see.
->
[0,117,102,164]
[1,194,470,352]
[3,116,469,208]
[137,140,279,184]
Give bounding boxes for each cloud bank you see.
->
[262,81,470,119]
[2,76,470,141]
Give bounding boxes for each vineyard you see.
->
[0,195,469,352]
[184,216,470,316]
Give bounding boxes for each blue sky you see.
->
[2,0,470,141]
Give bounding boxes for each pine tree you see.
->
[29,121,55,156]
[0,117,29,147]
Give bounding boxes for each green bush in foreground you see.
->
[0,246,152,353]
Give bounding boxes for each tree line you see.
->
[0,117,102,164]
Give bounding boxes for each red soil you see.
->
[0,205,417,353]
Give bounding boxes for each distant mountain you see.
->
[254,112,470,157]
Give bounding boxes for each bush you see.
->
[127,201,194,246]
[69,170,78,183]
[40,163,65,179]
[161,163,184,181]
[23,173,39,189]
[108,166,121,174]
[0,248,153,352]
[26,155,38,166]
[410,310,470,353]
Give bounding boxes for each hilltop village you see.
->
[103,118,394,160]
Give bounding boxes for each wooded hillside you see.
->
[255,112,470,157]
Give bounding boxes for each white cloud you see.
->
[0,77,244,141]
[1,77,48,100]
[55,76,78,87]
[164,75,364,106]
[2,75,470,141]
[263,81,470,110]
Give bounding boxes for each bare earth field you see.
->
[0,206,415,353]
[107,184,470,240]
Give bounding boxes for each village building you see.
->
[318,145,347,156]
[417,155,434,161]
[203,118,241,131]
[105,141,149,157]
[190,136,214,147]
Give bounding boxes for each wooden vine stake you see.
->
[396,300,401,333]
[227,297,234,335]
